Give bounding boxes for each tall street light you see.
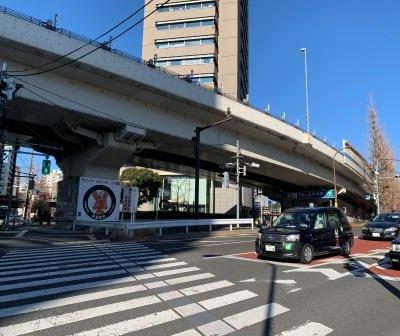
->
[300,48,310,134]
[193,109,232,219]
[333,145,350,207]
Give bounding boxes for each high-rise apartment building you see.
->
[142,0,249,100]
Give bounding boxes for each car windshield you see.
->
[373,214,400,223]
[273,212,315,229]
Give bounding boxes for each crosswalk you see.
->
[0,242,333,336]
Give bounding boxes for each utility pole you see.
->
[0,63,7,198]
[5,143,19,229]
[23,150,34,221]
[375,158,380,215]
[236,139,241,220]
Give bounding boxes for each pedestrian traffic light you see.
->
[41,156,51,175]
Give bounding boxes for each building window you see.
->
[192,75,215,84]
[156,56,214,67]
[157,1,215,13]
[156,19,215,31]
[155,37,215,49]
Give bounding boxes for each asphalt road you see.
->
[0,229,398,336]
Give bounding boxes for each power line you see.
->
[9,0,154,74]
[19,80,142,127]
[11,0,170,77]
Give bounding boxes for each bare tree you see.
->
[368,101,400,212]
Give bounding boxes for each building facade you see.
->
[142,0,249,100]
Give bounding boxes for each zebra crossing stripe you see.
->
[276,321,333,335]
[0,295,162,336]
[223,303,290,330]
[136,257,176,264]
[0,284,147,318]
[166,273,215,285]
[180,280,234,296]
[0,269,131,292]
[0,264,123,283]
[0,256,112,272]
[145,261,188,270]
[171,330,202,336]
[0,274,137,304]
[198,290,258,310]
[152,267,200,277]
[5,245,99,256]
[0,251,104,266]
[0,260,113,277]
[197,320,235,336]
[66,309,180,336]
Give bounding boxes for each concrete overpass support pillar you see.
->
[58,133,136,180]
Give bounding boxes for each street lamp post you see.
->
[300,48,310,134]
[193,111,232,219]
[333,145,350,207]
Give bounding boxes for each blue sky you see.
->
[1,0,399,173]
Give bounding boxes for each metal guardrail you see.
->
[74,218,254,236]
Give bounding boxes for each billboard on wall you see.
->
[76,177,121,222]
[121,187,139,213]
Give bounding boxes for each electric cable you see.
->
[18,78,143,127]
[11,0,171,77]
[9,0,154,74]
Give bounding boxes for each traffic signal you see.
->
[222,171,229,188]
[41,157,51,175]
[0,76,15,102]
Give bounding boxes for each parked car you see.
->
[362,213,400,239]
[388,235,400,269]
[255,207,354,264]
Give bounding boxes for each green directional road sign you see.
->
[322,189,336,199]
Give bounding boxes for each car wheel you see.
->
[392,262,400,270]
[341,240,351,257]
[300,244,314,264]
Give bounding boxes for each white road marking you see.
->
[0,256,111,271]
[0,251,103,266]
[180,280,234,296]
[152,267,200,277]
[198,290,257,310]
[0,275,137,304]
[284,268,350,281]
[0,295,161,336]
[238,278,296,284]
[135,257,176,264]
[277,321,333,336]
[0,269,132,291]
[144,261,187,270]
[66,309,180,336]
[0,260,113,277]
[0,264,123,283]
[166,273,215,285]
[287,288,302,294]
[175,303,205,317]
[158,290,184,301]
[171,330,202,336]
[0,284,147,318]
[197,320,235,336]
[224,303,290,330]
[15,230,28,238]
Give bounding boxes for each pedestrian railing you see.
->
[73,218,254,236]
